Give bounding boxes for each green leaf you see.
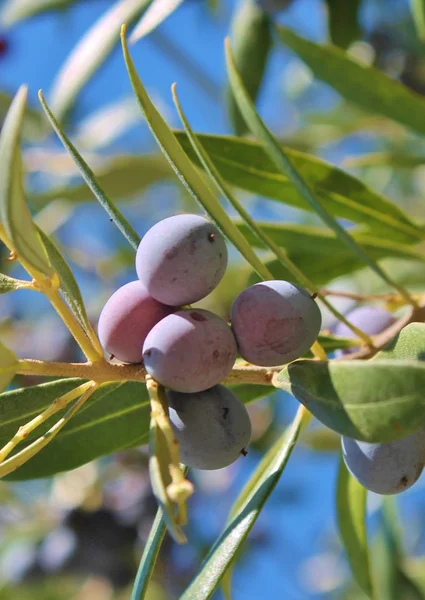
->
[0,273,31,294]
[174,132,421,243]
[3,379,150,480]
[38,92,141,250]
[275,357,425,443]
[0,86,53,277]
[276,26,425,139]
[130,0,183,43]
[227,0,272,135]
[37,228,100,351]
[180,406,307,599]
[240,220,425,285]
[343,152,425,169]
[1,0,77,26]
[337,455,374,598]
[224,39,417,303]
[411,0,425,42]
[325,0,361,48]
[0,342,18,393]
[121,28,272,281]
[131,508,167,600]
[228,383,273,404]
[31,155,175,207]
[49,0,151,122]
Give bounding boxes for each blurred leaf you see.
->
[31,155,175,206]
[227,0,272,135]
[0,91,45,139]
[276,358,425,443]
[0,87,53,277]
[37,228,100,351]
[276,26,425,138]
[131,508,167,600]
[224,39,417,299]
[181,406,307,600]
[39,92,141,250]
[344,152,425,169]
[325,0,361,48]
[4,379,150,480]
[300,426,340,451]
[0,341,18,393]
[121,27,272,280]
[337,456,373,598]
[411,0,425,42]
[174,132,421,243]
[49,0,151,122]
[73,97,142,151]
[130,0,183,43]
[237,221,425,265]
[228,383,273,404]
[1,0,77,26]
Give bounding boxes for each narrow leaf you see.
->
[3,379,150,480]
[49,0,151,122]
[225,38,418,303]
[174,132,421,243]
[31,155,175,207]
[37,227,102,353]
[131,508,167,600]
[38,91,141,250]
[130,0,183,43]
[337,455,373,597]
[180,406,308,600]
[0,86,53,276]
[276,26,425,138]
[0,341,18,393]
[227,0,272,135]
[121,27,272,280]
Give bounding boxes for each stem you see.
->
[0,381,94,464]
[0,382,98,479]
[310,340,327,361]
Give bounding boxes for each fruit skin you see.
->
[135,214,228,306]
[142,309,237,393]
[342,432,425,495]
[334,306,395,355]
[230,280,322,366]
[98,281,174,364]
[167,385,252,470]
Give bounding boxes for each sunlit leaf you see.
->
[49,0,151,122]
[121,27,272,280]
[174,132,421,243]
[276,26,425,138]
[180,406,308,599]
[4,379,150,480]
[130,0,183,43]
[276,352,425,444]
[0,273,31,294]
[224,38,419,301]
[411,0,425,42]
[37,227,101,352]
[337,456,373,597]
[0,86,53,277]
[39,92,141,250]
